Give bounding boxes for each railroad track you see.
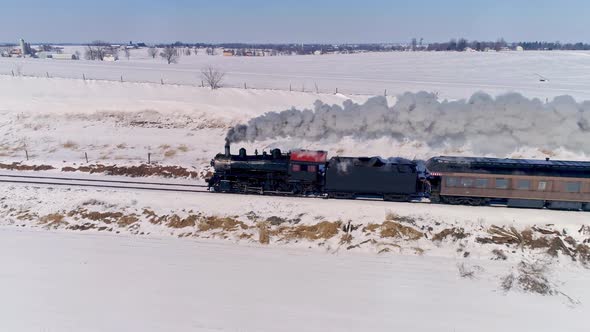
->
[0,173,210,194]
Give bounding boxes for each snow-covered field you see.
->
[1,181,589,331]
[3,49,590,99]
[1,227,588,332]
[1,51,590,331]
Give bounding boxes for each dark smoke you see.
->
[225,91,590,155]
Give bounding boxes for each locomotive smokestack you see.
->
[225,141,231,157]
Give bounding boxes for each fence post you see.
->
[25,149,29,161]
[289,84,292,92]
[83,73,86,80]
[201,80,204,88]
[244,82,247,89]
[120,75,123,82]
[384,89,387,96]
[335,87,338,94]
[161,78,164,85]
[315,83,318,93]
[46,72,49,78]
[11,70,14,76]
[85,152,88,163]
[148,152,151,164]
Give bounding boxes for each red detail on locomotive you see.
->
[290,150,327,163]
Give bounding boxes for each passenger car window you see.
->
[446,177,459,187]
[495,178,509,189]
[475,179,488,188]
[516,179,531,190]
[307,165,317,173]
[566,182,581,193]
[461,178,474,187]
[291,164,301,172]
[538,181,547,191]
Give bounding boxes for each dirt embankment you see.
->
[61,164,200,178]
[0,162,54,171]
[0,162,204,178]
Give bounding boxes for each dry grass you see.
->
[239,233,253,240]
[492,249,508,260]
[61,164,200,178]
[432,227,469,242]
[164,149,177,158]
[502,261,553,295]
[39,213,68,228]
[117,215,139,227]
[279,221,341,241]
[340,233,353,244]
[380,221,423,240]
[0,162,54,171]
[198,216,247,232]
[167,214,198,228]
[258,222,270,244]
[385,212,417,225]
[363,223,380,233]
[457,263,483,279]
[116,143,127,149]
[159,144,171,150]
[378,248,391,254]
[62,141,78,149]
[177,144,189,152]
[413,247,425,255]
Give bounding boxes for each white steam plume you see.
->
[226,91,590,155]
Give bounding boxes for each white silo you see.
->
[19,38,26,56]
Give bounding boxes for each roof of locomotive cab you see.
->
[426,156,590,178]
[329,156,416,166]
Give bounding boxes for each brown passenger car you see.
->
[426,156,590,211]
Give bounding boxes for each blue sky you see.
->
[2,0,589,43]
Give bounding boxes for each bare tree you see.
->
[201,66,225,89]
[111,48,119,61]
[84,41,109,61]
[124,47,130,60]
[160,47,178,64]
[184,47,191,56]
[147,47,158,58]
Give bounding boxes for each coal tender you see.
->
[324,156,422,201]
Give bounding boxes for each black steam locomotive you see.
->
[207,144,426,201]
[207,144,590,211]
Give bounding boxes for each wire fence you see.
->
[0,68,392,98]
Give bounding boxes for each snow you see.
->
[1,227,588,332]
[1,51,590,331]
[3,49,590,100]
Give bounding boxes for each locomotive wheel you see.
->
[429,193,441,204]
[441,196,488,206]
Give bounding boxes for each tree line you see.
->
[425,38,590,51]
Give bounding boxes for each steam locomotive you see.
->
[207,144,590,211]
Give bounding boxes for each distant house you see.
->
[37,51,53,59]
[223,49,234,56]
[52,53,77,60]
[103,54,117,61]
